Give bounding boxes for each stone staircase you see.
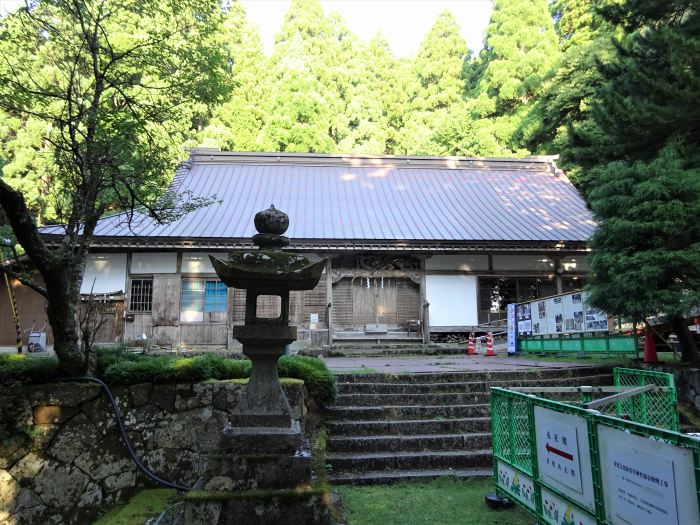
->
[325,367,613,485]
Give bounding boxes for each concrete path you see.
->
[322,354,593,374]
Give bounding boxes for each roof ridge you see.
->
[187,149,560,171]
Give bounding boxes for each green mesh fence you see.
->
[491,378,698,525]
[491,389,533,475]
[613,367,678,431]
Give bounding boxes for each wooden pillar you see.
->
[420,258,430,344]
[326,257,333,345]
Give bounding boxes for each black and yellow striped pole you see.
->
[2,240,22,353]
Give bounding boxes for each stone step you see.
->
[326,403,492,421]
[336,374,613,394]
[328,416,491,436]
[334,392,490,407]
[329,467,493,486]
[334,366,612,383]
[327,448,492,472]
[327,432,492,453]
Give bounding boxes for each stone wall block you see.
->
[211,382,244,412]
[33,462,89,508]
[141,448,204,487]
[175,383,214,411]
[80,394,118,435]
[0,469,20,514]
[110,386,133,415]
[0,439,28,471]
[150,384,176,412]
[77,481,102,508]
[25,383,100,407]
[129,383,152,407]
[102,469,136,494]
[47,413,98,464]
[124,403,164,451]
[1,391,32,427]
[9,452,46,486]
[153,408,229,451]
[73,448,132,482]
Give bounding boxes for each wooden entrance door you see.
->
[352,277,398,327]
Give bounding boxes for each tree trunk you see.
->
[669,314,699,363]
[44,264,85,375]
[42,253,88,375]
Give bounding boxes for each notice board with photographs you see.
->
[522,291,609,336]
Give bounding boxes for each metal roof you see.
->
[40,151,596,248]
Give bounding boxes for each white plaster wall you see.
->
[425,254,489,271]
[426,275,478,326]
[492,255,555,271]
[131,252,177,274]
[181,252,222,274]
[81,253,127,294]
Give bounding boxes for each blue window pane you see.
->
[204,281,227,312]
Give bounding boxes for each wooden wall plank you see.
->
[152,274,181,326]
[332,278,353,328]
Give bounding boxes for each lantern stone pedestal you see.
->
[183,206,330,525]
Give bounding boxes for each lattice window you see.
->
[129,278,153,311]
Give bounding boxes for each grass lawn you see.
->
[336,478,532,525]
[93,489,177,525]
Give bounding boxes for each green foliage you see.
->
[0,351,336,405]
[398,11,468,154]
[0,354,60,385]
[278,355,337,406]
[101,353,251,384]
[199,2,269,151]
[99,351,335,405]
[587,147,700,320]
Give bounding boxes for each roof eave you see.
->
[40,234,591,254]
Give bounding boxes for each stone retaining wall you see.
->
[660,366,700,412]
[0,380,306,525]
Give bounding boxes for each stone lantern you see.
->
[209,205,326,447]
[184,206,330,525]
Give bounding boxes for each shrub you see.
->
[0,354,60,384]
[278,356,337,406]
[1,350,335,407]
[101,353,335,405]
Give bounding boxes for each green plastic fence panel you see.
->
[518,335,636,354]
[491,387,534,475]
[491,385,694,525]
[613,367,678,431]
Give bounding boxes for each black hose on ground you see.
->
[56,377,192,492]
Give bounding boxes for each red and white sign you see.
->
[535,406,597,512]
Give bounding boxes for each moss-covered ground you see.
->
[336,478,531,525]
[93,489,177,525]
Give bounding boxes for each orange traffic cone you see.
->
[485,331,497,356]
[467,332,477,355]
[643,325,658,363]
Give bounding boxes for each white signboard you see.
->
[534,406,596,511]
[496,461,535,510]
[583,292,608,332]
[598,425,700,525]
[545,297,564,334]
[309,313,319,329]
[532,300,546,335]
[541,487,597,525]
